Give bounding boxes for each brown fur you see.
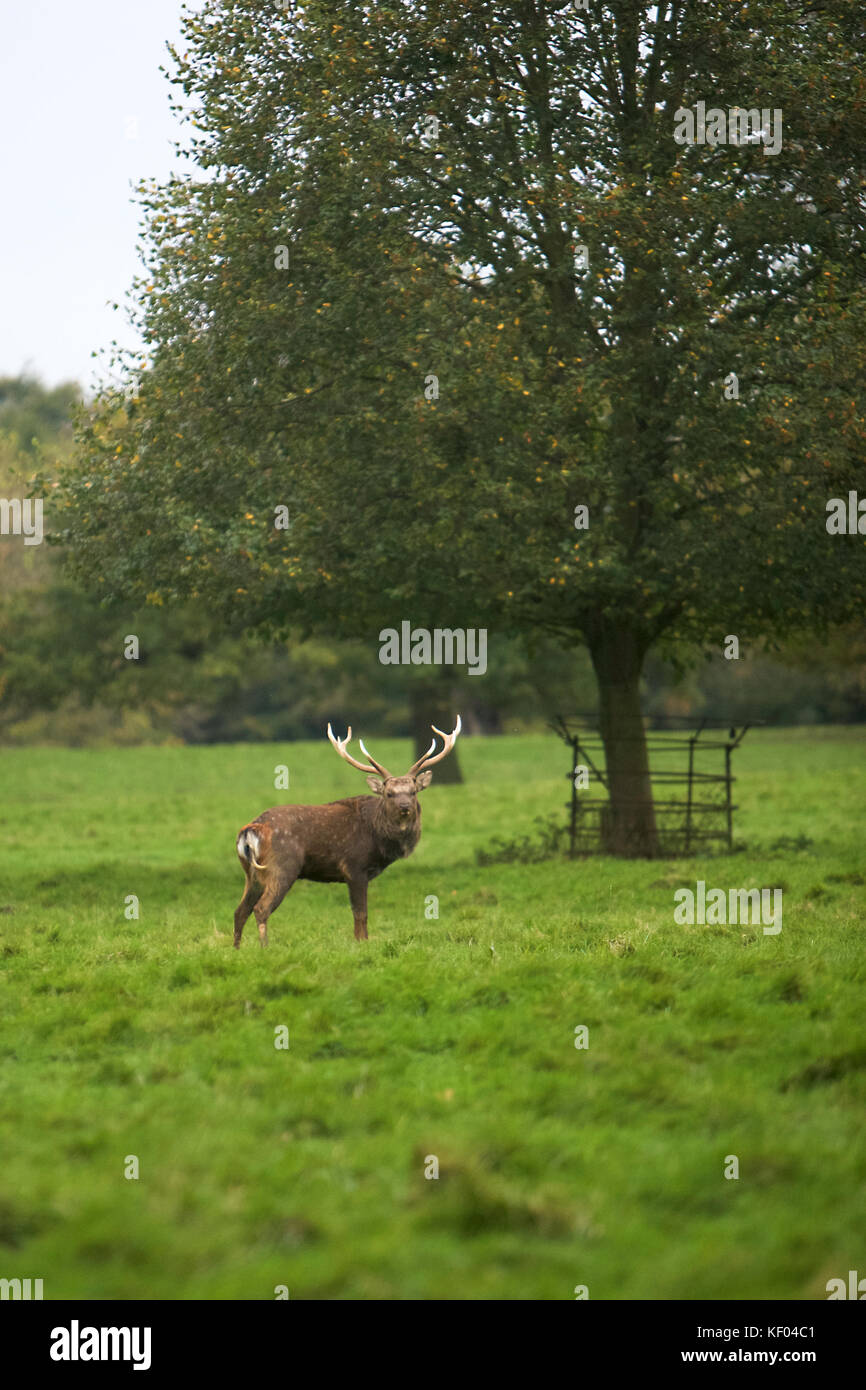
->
[233,775,432,947]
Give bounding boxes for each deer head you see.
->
[327,716,462,828]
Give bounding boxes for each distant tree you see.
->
[57,1,866,851]
[4,407,594,744]
[0,375,80,452]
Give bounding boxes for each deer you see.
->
[233,716,461,946]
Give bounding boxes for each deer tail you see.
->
[237,827,266,871]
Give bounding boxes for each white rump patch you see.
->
[238,829,266,870]
[238,830,262,860]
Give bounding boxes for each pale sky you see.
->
[0,0,203,395]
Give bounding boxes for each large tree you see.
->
[56,0,866,852]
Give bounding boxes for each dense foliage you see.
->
[29,7,866,838]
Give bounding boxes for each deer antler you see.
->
[407,715,462,776]
[327,724,392,779]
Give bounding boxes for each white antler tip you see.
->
[328,722,391,777]
[431,714,462,740]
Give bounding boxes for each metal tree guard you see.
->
[549,714,757,857]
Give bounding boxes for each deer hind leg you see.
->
[347,876,369,941]
[234,871,264,949]
[253,867,299,948]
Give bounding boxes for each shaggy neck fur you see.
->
[367,795,421,856]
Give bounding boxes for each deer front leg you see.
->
[347,876,369,941]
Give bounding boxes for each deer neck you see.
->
[371,798,421,856]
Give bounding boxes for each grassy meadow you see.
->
[0,726,864,1300]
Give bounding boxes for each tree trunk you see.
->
[409,676,463,783]
[588,626,659,857]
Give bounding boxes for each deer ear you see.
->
[366,775,385,795]
[415,770,433,790]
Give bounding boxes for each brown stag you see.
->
[233,717,461,946]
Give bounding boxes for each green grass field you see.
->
[1,727,864,1300]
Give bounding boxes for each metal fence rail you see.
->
[549,714,758,857]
